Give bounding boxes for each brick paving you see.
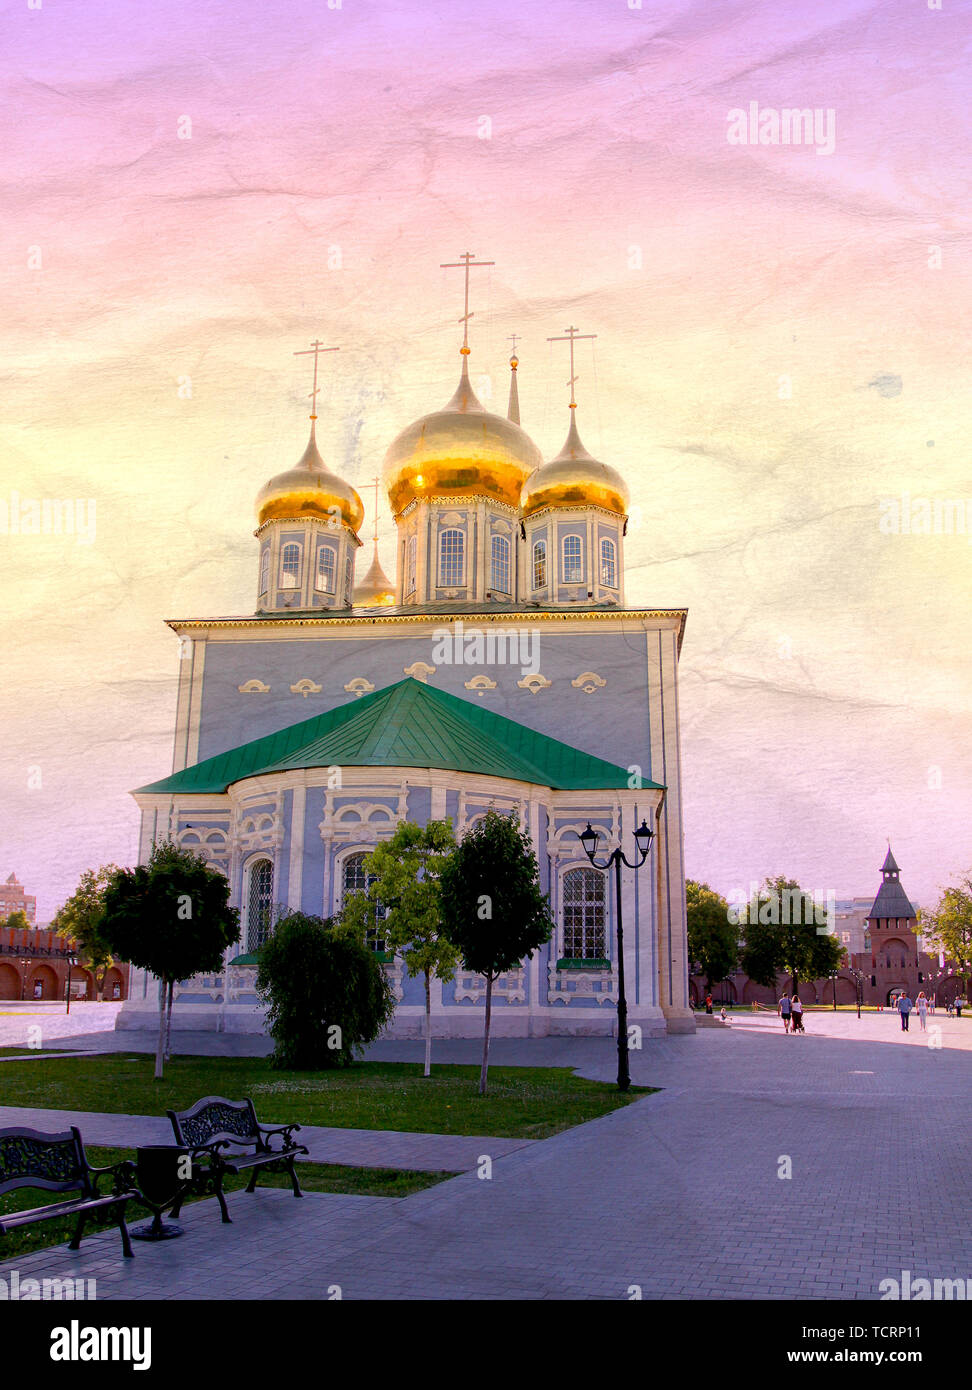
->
[1,1012,969,1299]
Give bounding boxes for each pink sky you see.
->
[1,0,970,919]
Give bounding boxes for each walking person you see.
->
[916,992,928,1030]
[896,991,913,1031]
[778,992,792,1033]
[790,994,804,1033]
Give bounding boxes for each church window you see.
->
[562,534,584,584]
[490,534,510,594]
[600,537,617,588]
[439,529,464,586]
[259,547,270,594]
[405,536,417,597]
[563,868,606,960]
[280,543,302,589]
[246,859,274,953]
[344,555,353,605]
[316,544,337,593]
[532,538,547,590]
[342,853,386,953]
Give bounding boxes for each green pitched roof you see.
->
[135,678,662,796]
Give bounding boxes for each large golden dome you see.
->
[383,356,543,516]
[255,424,364,531]
[520,409,629,518]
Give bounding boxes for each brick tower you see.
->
[864,846,919,1006]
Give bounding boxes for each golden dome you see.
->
[383,357,543,516]
[520,409,629,518]
[256,424,364,532]
[353,541,396,608]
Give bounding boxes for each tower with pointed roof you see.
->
[864,845,920,1005]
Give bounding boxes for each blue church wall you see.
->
[193,629,657,784]
[301,787,328,917]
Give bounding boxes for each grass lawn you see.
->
[0,1145,457,1261]
[0,1055,655,1139]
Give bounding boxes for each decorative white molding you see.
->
[455,968,526,1005]
[517,672,551,695]
[464,674,497,695]
[491,517,512,534]
[547,960,617,1007]
[238,679,270,694]
[344,677,375,698]
[291,678,322,698]
[403,661,436,683]
[384,957,405,1004]
[572,671,606,694]
[438,511,465,528]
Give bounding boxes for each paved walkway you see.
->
[1,1013,969,1299]
[0,1104,531,1173]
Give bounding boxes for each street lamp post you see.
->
[578,818,654,1093]
[65,953,78,1015]
[19,958,30,1001]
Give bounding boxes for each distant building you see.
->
[0,920,128,1003]
[0,872,36,925]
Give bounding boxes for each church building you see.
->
[118,269,693,1038]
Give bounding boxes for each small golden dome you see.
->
[256,424,364,531]
[383,359,543,516]
[520,409,629,518]
[353,541,396,607]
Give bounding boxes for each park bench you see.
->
[167,1096,308,1224]
[0,1125,136,1257]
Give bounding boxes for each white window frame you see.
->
[259,547,270,594]
[490,533,511,594]
[562,533,584,584]
[316,543,337,593]
[439,528,465,587]
[561,864,607,961]
[244,856,275,953]
[600,536,617,588]
[280,542,302,589]
[532,538,547,590]
[405,535,417,597]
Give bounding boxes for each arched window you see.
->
[405,535,417,597]
[532,538,547,590]
[344,555,353,605]
[246,859,274,952]
[600,537,617,588]
[342,853,385,953]
[280,543,302,589]
[490,534,511,594]
[259,547,270,594]
[563,867,606,960]
[439,529,464,586]
[316,544,336,593]
[562,534,584,584]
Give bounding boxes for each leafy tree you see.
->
[256,911,396,1069]
[686,881,738,990]
[3,909,30,933]
[51,865,120,999]
[738,875,843,994]
[440,809,553,1095]
[919,875,972,993]
[340,820,458,1078]
[100,841,240,1079]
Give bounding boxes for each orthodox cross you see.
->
[294,339,339,419]
[547,325,596,407]
[440,252,495,352]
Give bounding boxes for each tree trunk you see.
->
[479,975,493,1096]
[154,978,167,1080]
[164,979,175,1061]
[423,971,432,1078]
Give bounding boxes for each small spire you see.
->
[507,350,520,425]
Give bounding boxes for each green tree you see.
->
[440,809,553,1095]
[51,865,120,999]
[342,820,458,1078]
[256,911,396,1069]
[3,909,30,933]
[738,875,843,994]
[918,875,972,993]
[100,841,240,1079]
[686,881,738,991]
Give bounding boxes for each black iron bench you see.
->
[0,1126,136,1258]
[167,1096,308,1224]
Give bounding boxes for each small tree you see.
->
[3,909,30,933]
[100,841,240,1079]
[440,809,553,1095]
[686,880,738,992]
[256,911,396,1069]
[348,820,458,1078]
[919,875,972,994]
[739,875,843,994]
[51,865,120,999]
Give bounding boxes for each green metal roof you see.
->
[135,678,662,796]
